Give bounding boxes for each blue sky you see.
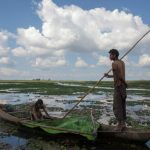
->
[0,0,150,80]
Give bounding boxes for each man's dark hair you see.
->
[109,49,119,57]
[37,99,43,104]
[35,99,44,108]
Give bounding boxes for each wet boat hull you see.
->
[98,124,150,143]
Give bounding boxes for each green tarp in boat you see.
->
[22,116,100,140]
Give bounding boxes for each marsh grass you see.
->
[127,101,149,106]
[0,80,149,96]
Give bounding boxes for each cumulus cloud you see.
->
[97,55,111,66]
[0,31,10,56]
[17,27,49,49]
[15,0,150,59]
[0,57,10,64]
[122,56,131,66]
[37,0,150,52]
[139,54,150,67]
[75,57,88,68]
[15,26,67,58]
[0,67,20,76]
[12,47,28,57]
[1,0,150,80]
[32,57,67,68]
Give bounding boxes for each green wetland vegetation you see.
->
[0,80,150,150]
[0,80,150,96]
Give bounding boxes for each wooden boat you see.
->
[0,108,150,143]
[98,124,150,143]
[0,108,98,141]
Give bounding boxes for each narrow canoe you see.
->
[98,124,150,143]
[0,108,150,143]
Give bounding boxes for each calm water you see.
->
[0,85,150,150]
[0,90,150,123]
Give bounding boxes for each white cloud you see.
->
[38,0,149,52]
[139,54,150,67]
[97,55,111,66]
[12,47,28,57]
[0,57,10,64]
[0,31,10,56]
[0,0,150,80]
[15,0,150,59]
[75,57,88,68]
[17,27,49,49]
[32,57,67,68]
[127,68,150,80]
[0,67,20,76]
[16,26,66,57]
[122,56,131,66]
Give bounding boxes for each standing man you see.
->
[104,49,127,131]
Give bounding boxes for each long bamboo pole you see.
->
[63,29,150,119]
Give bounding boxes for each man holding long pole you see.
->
[104,49,127,131]
[63,30,150,120]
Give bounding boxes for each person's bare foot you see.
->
[114,121,126,131]
[114,125,126,131]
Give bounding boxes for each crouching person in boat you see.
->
[104,49,127,131]
[31,99,52,120]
